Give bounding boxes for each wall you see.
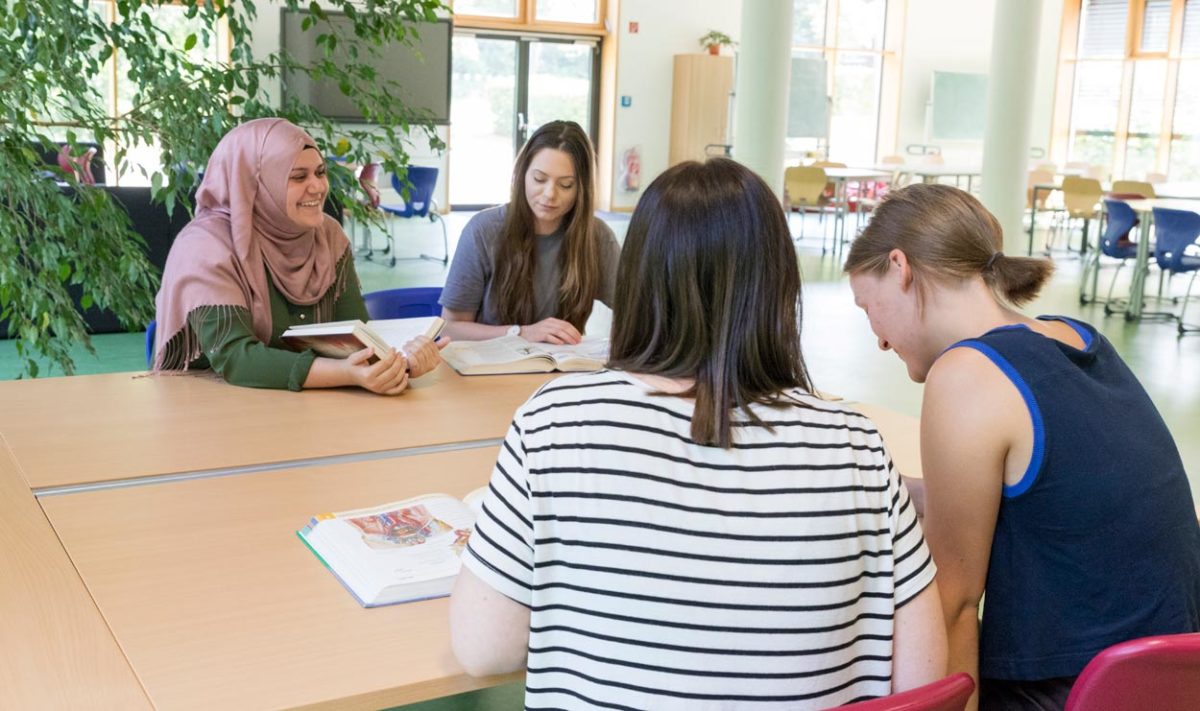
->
[894,0,1063,166]
[608,0,742,210]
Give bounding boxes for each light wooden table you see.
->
[0,366,553,491]
[851,402,922,479]
[0,444,151,709]
[40,446,517,711]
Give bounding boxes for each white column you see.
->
[980,0,1043,254]
[733,0,794,196]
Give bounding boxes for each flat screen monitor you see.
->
[280,11,451,124]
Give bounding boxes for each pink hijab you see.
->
[154,118,350,370]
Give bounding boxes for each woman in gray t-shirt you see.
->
[439,121,620,344]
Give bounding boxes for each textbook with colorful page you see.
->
[440,335,608,375]
[298,489,485,608]
[280,317,444,361]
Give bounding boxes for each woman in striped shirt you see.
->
[450,158,947,709]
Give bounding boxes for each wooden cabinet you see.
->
[668,54,735,166]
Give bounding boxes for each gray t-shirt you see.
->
[439,204,621,325]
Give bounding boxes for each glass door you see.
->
[450,33,598,207]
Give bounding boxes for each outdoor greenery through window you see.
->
[786,0,890,167]
[1063,0,1200,180]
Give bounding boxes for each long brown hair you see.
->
[491,121,601,329]
[608,158,813,448]
[844,184,1054,306]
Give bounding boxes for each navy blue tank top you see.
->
[950,316,1200,680]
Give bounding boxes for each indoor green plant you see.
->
[0,0,447,377]
[699,29,736,56]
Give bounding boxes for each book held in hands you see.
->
[440,335,608,375]
[298,492,481,607]
[281,317,444,361]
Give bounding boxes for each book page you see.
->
[366,317,443,350]
[283,319,362,333]
[440,336,553,372]
[538,337,609,371]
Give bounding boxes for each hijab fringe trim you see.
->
[152,251,352,372]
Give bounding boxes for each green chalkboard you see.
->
[787,57,829,139]
[930,71,987,141]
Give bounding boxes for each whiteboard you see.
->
[787,57,829,139]
[930,71,987,141]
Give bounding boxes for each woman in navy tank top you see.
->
[844,184,1200,711]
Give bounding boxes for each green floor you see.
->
[3,213,1199,709]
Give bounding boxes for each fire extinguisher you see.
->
[622,147,641,192]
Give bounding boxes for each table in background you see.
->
[886,165,982,191]
[0,366,552,492]
[821,167,894,247]
[1025,182,1200,256]
[1122,199,1200,320]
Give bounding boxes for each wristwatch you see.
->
[506,324,521,337]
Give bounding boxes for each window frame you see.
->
[452,0,606,36]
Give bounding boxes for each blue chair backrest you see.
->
[389,167,439,218]
[363,287,444,320]
[145,320,156,368]
[1152,208,1200,273]
[1101,199,1138,257]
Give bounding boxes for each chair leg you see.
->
[419,214,449,265]
[1105,261,1125,305]
[386,219,397,268]
[1079,252,1098,304]
[1179,271,1200,336]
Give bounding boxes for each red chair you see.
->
[1064,633,1200,711]
[839,673,974,710]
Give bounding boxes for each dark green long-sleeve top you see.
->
[187,256,368,391]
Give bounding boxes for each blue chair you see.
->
[377,167,448,267]
[145,320,156,368]
[1085,198,1140,308]
[1150,207,1200,335]
[362,287,444,320]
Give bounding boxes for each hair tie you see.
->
[985,251,1002,271]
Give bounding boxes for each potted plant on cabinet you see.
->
[699,30,736,56]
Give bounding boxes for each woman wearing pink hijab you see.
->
[154,118,442,393]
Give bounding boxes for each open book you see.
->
[298,491,482,607]
[281,317,444,361]
[440,336,608,375]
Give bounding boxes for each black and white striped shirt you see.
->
[464,370,935,710]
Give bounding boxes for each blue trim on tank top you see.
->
[1037,315,1095,350]
[948,340,1047,498]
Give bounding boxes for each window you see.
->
[449,0,605,205]
[454,0,603,31]
[1056,0,1200,180]
[785,0,899,166]
[55,2,229,186]
[535,0,597,24]
[455,0,520,18]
